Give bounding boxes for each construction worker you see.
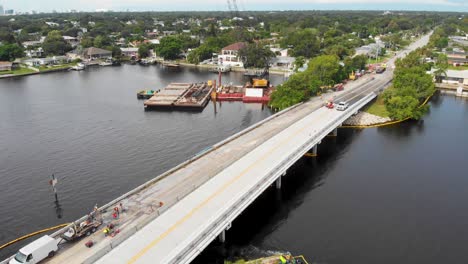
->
[103,227,110,236]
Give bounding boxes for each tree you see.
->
[238,43,275,69]
[138,43,152,58]
[433,53,448,83]
[0,44,24,61]
[294,56,305,72]
[156,36,182,60]
[42,30,71,55]
[93,35,111,48]
[280,28,320,58]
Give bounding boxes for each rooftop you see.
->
[222,42,247,51]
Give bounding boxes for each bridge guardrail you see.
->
[170,91,378,263]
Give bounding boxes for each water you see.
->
[193,93,468,264]
[1,66,467,264]
[0,65,281,258]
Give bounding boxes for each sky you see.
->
[0,0,467,13]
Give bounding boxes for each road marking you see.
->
[127,109,335,264]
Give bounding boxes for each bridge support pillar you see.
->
[328,128,337,137]
[276,176,282,189]
[312,144,318,155]
[219,230,226,243]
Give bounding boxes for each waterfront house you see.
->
[25,47,44,58]
[63,36,79,48]
[218,42,246,67]
[82,47,112,60]
[120,47,139,58]
[446,51,468,66]
[0,61,13,71]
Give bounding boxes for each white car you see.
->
[336,101,349,111]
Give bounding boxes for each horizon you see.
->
[0,0,467,13]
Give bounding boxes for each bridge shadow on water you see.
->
[192,128,363,264]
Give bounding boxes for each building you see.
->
[0,5,4,15]
[0,61,12,71]
[120,47,139,58]
[25,47,44,58]
[63,36,79,47]
[446,51,468,66]
[218,42,246,67]
[82,47,112,60]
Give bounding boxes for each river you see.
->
[1,65,467,264]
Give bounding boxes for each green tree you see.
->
[42,30,71,55]
[280,28,320,58]
[433,53,448,83]
[138,43,152,58]
[0,44,24,61]
[294,56,305,72]
[93,35,111,48]
[238,43,275,69]
[156,36,182,60]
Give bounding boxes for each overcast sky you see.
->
[1,0,467,13]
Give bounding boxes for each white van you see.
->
[9,235,58,264]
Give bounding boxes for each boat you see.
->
[137,89,157,99]
[70,63,85,71]
[139,58,154,66]
[210,65,231,73]
[163,61,180,68]
[244,254,309,264]
[99,59,113,66]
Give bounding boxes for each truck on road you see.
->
[9,235,58,264]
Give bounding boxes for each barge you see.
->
[144,82,214,110]
[214,78,274,103]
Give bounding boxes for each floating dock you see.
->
[144,82,214,110]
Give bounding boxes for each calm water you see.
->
[1,66,467,264]
[0,65,281,258]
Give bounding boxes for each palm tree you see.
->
[433,53,448,83]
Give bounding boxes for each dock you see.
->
[144,82,214,110]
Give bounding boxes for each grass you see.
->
[0,67,36,76]
[37,63,76,72]
[448,65,468,71]
[364,94,390,118]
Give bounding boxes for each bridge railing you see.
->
[169,91,379,264]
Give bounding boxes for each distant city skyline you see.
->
[0,0,467,13]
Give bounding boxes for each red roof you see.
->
[222,42,247,51]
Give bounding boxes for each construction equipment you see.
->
[61,208,102,241]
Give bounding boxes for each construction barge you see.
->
[213,78,274,103]
[144,82,214,110]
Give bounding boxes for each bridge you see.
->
[2,33,431,264]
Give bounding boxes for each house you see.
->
[45,21,59,27]
[441,70,468,86]
[0,61,13,71]
[82,47,112,60]
[270,47,288,57]
[25,47,44,58]
[63,36,79,47]
[446,51,468,66]
[218,42,246,67]
[120,47,139,58]
[270,56,295,70]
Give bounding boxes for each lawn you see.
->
[364,95,389,118]
[448,65,468,71]
[0,67,36,76]
[37,63,76,72]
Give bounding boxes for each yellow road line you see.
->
[127,110,334,263]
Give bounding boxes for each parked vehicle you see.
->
[9,235,58,264]
[61,218,102,241]
[336,101,349,111]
